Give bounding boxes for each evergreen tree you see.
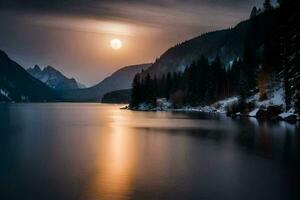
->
[263,0,273,11]
[212,56,225,100]
[165,72,172,100]
[130,73,142,108]
[205,60,217,103]
[239,44,258,99]
[239,69,249,100]
[159,74,166,98]
[144,73,156,105]
[229,58,242,95]
[186,61,198,105]
[276,0,299,110]
[198,56,210,104]
[250,6,258,18]
[296,93,300,114]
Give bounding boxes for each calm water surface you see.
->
[0,103,299,200]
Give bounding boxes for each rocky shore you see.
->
[228,105,299,123]
[125,96,299,123]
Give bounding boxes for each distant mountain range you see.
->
[0,50,58,102]
[61,63,151,102]
[0,48,149,102]
[27,65,85,91]
[144,9,278,76]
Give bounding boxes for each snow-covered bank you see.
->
[128,97,239,114]
[126,89,299,123]
[241,86,299,122]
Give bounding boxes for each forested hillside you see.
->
[144,6,280,77]
[130,0,300,117]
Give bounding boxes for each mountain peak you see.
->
[0,49,9,59]
[44,65,58,73]
[0,50,57,102]
[27,65,81,91]
[250,6,262,18]
[33,65,42,72]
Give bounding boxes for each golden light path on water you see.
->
[80,106,237,200]
[1,104,298,199]
[83,109,137,200]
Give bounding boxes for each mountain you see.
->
[77,82,86,89]
[27,65,82,91]
[0,93,9,102]
[61,63,151,102]
[0,50,58,102]
[101,89,131,104]
[144,9,279,76]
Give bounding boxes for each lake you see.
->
[0,103,299,200]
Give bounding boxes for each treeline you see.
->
[130,53,257,108]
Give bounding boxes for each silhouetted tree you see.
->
[264,0,273,11]
[130,73,142,108]
[239,44,258,99]
[165,72,172,100]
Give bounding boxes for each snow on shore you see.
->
[134,97,239,114]
[129,87,299,122]
[0,89,9,98]
[248,87,285,108]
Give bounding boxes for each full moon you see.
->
[110,38,123,50]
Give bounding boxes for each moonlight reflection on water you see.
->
[0,103,299,200]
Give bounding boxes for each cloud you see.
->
[0,0,264,85]
[0,0,263,37]
[0,1,263,16]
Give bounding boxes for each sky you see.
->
[0,0,265,86]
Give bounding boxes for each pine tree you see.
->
[239,69,249,100]
[239,44,258,100]
[205,59,217,103]
[263,0,273,11]
[275,0,299,110]
[198,56,210,104]
[165,72,172,100]
[212,56,224,100]
[186,61,198,105]
[130,73,142,108]
[250,6,258,18]
[159,74,166,98]
[229,58,242,95]
[144,73,156,105]
[296,93,300,114]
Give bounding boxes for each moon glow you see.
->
[110,38,123,50]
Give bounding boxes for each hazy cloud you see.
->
[0,0,264,85]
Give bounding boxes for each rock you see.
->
[256,109,267,119]
[120,105,129,109]
[284,114,297,123]
[248,108,259,117]
[266,105,283,119]
[278,112,298,123]
[255,106,283,120]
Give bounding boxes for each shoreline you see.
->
[123,105,300,124]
